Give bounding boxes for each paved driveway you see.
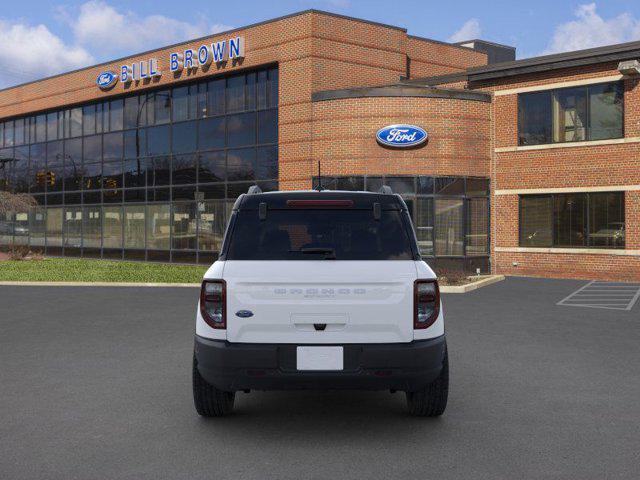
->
[1,277,639,480]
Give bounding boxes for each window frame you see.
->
[517,81,624,146]
[519,192,625,249]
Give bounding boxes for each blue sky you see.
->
[1,0,640,88]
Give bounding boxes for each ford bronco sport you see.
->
[193,186,448,417]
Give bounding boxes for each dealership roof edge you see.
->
[466,39,640,81]
[312,84,491,103]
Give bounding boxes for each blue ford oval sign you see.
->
[96,71,118,90]
[376,124,428,148]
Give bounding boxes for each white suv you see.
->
[193,187,448,417]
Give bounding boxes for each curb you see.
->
[0,281,199,288]
[440,275,505,293]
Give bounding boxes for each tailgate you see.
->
[224,260,417,344]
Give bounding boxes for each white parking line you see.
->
[557,281,640,311]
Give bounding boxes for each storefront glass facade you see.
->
[0,66,279,263]
[313,175,490,271]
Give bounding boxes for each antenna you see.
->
[317,160,323,191]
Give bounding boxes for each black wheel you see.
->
[406,347,449,417]
[192,354,235,417]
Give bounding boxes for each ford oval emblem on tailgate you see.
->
[236,310,254,318]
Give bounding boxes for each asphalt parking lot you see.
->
[1,277,639,480]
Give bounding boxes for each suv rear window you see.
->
[225,209,415,260]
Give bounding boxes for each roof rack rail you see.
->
[378,185,393,195]
[247,185,262,195]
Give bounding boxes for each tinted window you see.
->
[518,91,552,145]
[226,209,414,260]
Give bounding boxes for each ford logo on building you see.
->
[376,124,428,148]
[96,71,118,90]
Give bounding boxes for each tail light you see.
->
[414,279,440,329]
[200,280,226,329]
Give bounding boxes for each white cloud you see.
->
[67,1,232,57]
[448,19,481,43]
[542,3,640,54]
[0,20,93,88]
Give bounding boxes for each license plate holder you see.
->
[296,346,344,371]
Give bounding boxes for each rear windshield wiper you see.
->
[291,247,337,259]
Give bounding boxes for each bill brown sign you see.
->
[96,36,245,89]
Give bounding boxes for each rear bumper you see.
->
[194,335,446,392]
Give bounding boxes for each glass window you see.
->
[13,146,29,193]
[0,212,13,246]
[197,200,226,253]
[14,118,25,145]
[172,202,196,249]
[520,195,553,247]
[466,178,489,196]
[415,198,434,256]
[103,132,123,160]
[196,83,207,118]
[123,158,145,188]
[69,108,83,138]
[45,207,63,247]
[227,209,414,261]
[64,206,82,248]
[256,146,277,180]
[83,161,101,191]
[63,139,82,192]
[83,105,96,136]
[172,121,197,154]
[207,79,225,116]
[46,141,64,193]
[35,115,47,143]
[227,148,256,181]
[146,156,170,186]
[147,125,170,155]
[518,91,552,145]
[519,82,623,145]
[589,83,623,141]
[257,109,277,144]
[124,129,145,158]
[417,176,434,194]
[154,91,171,124]
[103,206,123,248]
[96,103,104,134]
[227,112,255,148]
[246,72,256,110]
[102,160,123,191]
[553,87,587,143]
[146,204,170,250]
[257,70,268,110]
[83,134,102,163]
[386,177,414,194]
[554,193,586,247]
[124,96,139,129]
[5,121,14,146]
[198,117,225,150]
[109,99,124,131]
[83,206,101,248]
[588,192,625,248]
[29,143,46,193]
[268,67,279,108]
[226,75,245,113]
[435,199,464,256]
[172,154,197,185]
[198,151,225,183]
[172,86,190,122]
[365,177,383,192]
[466,198,488,255]
[29,207,46,247]
[124,205,145,249]
[435,177,464,195]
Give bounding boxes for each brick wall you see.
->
[480,63,640,281]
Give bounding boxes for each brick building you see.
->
[0,10,638,281]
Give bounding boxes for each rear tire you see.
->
[193,354,235,417]
[406,347,449,417]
